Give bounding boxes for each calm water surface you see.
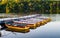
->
[0,14,60,38]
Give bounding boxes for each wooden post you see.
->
[0,31,1,37]
[0,26,1,37]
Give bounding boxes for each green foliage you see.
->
[0,0,60,14]
[0,4,6,13]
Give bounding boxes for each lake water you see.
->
[0,14,60,38]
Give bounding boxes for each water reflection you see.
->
[1,21,60,38]
[0,14,60,38]
[2,21,60,38]
[6,28,30,33]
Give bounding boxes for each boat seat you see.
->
[12,23,27,27]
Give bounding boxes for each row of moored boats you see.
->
[0,14,51,33]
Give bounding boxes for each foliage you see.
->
[0,0,60,14]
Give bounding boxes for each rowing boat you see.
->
[5,21,30,33]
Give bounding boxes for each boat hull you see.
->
[27,24,37,29]
[5,24,30,33]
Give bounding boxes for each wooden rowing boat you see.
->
[14,21,37,29]
[5,21,30,33]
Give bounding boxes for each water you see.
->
[0,14,60,38]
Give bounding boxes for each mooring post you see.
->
[0,25,1,37]
[0,31,1,37]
